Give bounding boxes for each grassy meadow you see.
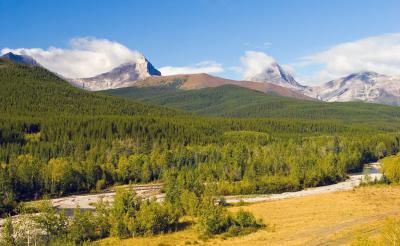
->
[95,185,400,246]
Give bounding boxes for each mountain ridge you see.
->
[131,73,313,100]
[106,83,400,124]
[70,54,161,91]
[3,51,399,106]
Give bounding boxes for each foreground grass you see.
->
[94,185,400,246]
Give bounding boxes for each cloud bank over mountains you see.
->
[2,33,400,85]
[240,51,276,80]
[159,61,224,76]
[296,33,400,84]
[159,33,400,85]
[1,37,143,78]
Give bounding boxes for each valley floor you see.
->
[51,163,381,211]
[95,185,400,246]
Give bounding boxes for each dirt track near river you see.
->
[0,162,383,227]
[50,162,382,210]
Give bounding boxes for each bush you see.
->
[68,208,97,244]
[197,197,264,237]
[197,197,233,235]
[180,190,200,216]
[234,209,259,228]
[109,188,180,238]
[109,188,140,239]
[227,209,264,236]
[382,154,400,183]
[33,200,68,241]
[95,179,106,191]
[129,201,178,236]
[93,198,111,238]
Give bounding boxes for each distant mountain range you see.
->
[227,58,400,106]
[305,72,400,106]
[2,52,400,106]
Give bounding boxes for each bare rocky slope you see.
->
[70,54,161,91]
[133,73,313,100]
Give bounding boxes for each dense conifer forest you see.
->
[106,84,400,126]
[1,58,400,220]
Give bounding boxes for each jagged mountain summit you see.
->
[71,54,161,91]
[307,72,400,106]
[245,62,305,90]
[1,52,40,66]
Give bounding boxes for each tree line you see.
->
[1,114,399,216]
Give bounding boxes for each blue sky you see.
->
[1,0,400,84]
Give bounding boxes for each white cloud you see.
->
[297,33,400,84]
[240,51,276,80]
[159,61,224,75]
[281,64,295,74]
[1,37,142,78]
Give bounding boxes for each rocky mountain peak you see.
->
[246,62,304,90]
[1,52,39,66]
[70,54,161,91]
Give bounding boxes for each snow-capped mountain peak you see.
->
[245,62,304,90]
[70,54,161,91]
[306,71,400,105]
[341,71,378,83]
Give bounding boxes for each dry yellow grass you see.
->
[95,185,400,246]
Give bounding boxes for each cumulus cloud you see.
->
[240,51,277,80]
[1,37,142,78]
[159,61,224,75]
[297,33,400,83]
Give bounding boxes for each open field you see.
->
[95,185,400,246]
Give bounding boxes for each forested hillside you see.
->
[0,59,179,117]
[106,84,400,126]
[1,58,400,221]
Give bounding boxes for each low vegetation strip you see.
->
[38,162,381,212]
[224,162,382,203]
